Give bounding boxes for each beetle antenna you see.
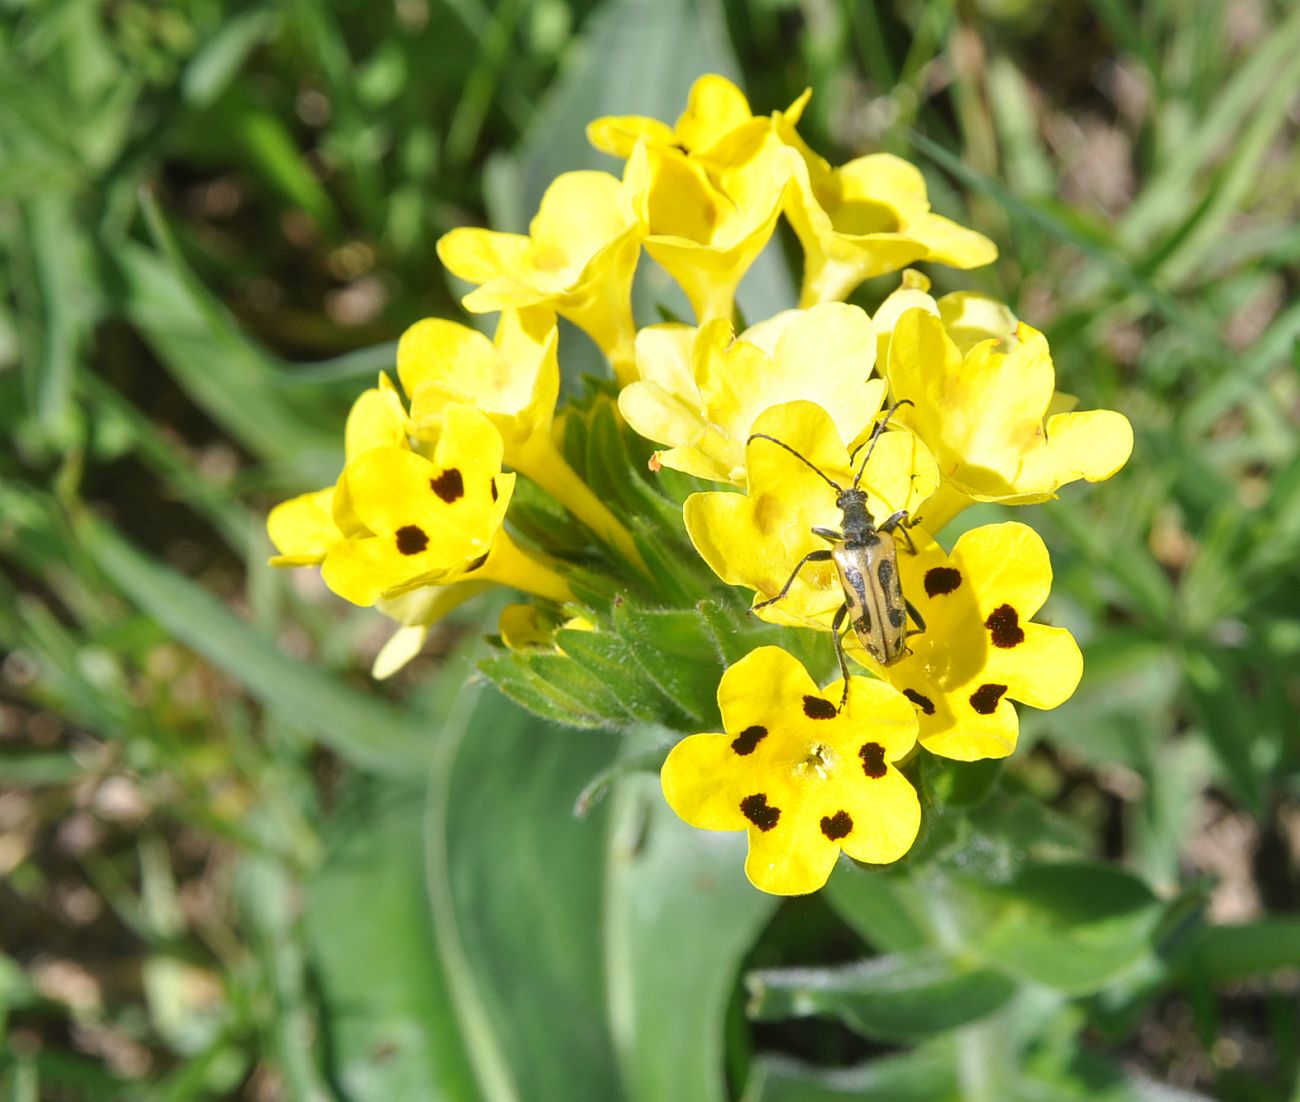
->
[747,434,842,492]
[852,399,914,489]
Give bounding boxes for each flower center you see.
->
[796,742,835,780]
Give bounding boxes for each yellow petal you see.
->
[950,522,1053,619]
[745,814,842,895]
[909,212,998,269]
[717,645,822,733]
[835,765,922,866]
[675,73,753,153]
[344,377,409,460]
[372,625,427,680]
[1014,410,1135,496]
[397,319,497,405]
[586,114,676,159]
[920,693,1020,762]
[936,291,1016,355]
[661,731,759,832]
[267,487,337,565]
[436,227,530,284]
[984,622,1083,711]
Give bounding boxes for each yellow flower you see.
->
[661,646,921,896]
[843,523,1082,762]
[399,307,646,571]
[869,268,1017,368]
[588,72,810,161]
[780,129,997,306]
[437,150,648,384]
[267,375,409,566]
[886,309,1134,530]
[620,303,888,485]
[639,132,799,324]
[320,405,570,608]
[683,401,938,627]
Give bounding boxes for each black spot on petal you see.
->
[730,725,767,755]
[820,810,853,840]
[740,793,780,831]
[489,479,498,502]
[430,468,465,503]
[970,683,1008,714]
[924,567,962,597]
[464,552,489,572]
[802,695,837,720]
[985,604,1025,648]
[903,688,935,715]
[395,525,429,555]
[858,742,887,778]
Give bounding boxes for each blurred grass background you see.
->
[1,0,1299,1099]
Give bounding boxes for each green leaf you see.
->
[306,781,479,1102]
[605,777,777,1102]
[741,1049,958,1102]
[79,513,429,773]
[1172,918,1300,985]
[977,862,1163,994]
[746,951,1017,1041]
[423,684,623,1101]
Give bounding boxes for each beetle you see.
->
[748,400,925,710]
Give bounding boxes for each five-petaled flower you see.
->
[320,404,570,609]
[885,308,1134,530]
[843,522,1083,762]
[662,646,922,896]
[437,150,648,384]
[620,304,888,486]
[683,401,938,625]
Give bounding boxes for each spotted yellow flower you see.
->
[842,523,1082,762]
[321,405,571,608]
[662,646,921,896]
[683,401,938,627]
[620,303,888,485]
[437,149,648,384]
[588,72,810,161]
[886,309,1134,530]
[398,307,645,571]
[778,125,997,306]
[267,375,409,566]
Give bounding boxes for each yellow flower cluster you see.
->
[267,75,1132,897]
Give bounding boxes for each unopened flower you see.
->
[886,309,1134,529]
[661,646,921,895]
[437,151,648,384]
[620,303,888,485]
[683,401,938,626]
[844,523,1082,762]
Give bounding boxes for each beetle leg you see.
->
[811,526,845,542]
[905,598,926,633]
[879,511,917,554]
[831,604,852,711]
[750,549,834,612]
